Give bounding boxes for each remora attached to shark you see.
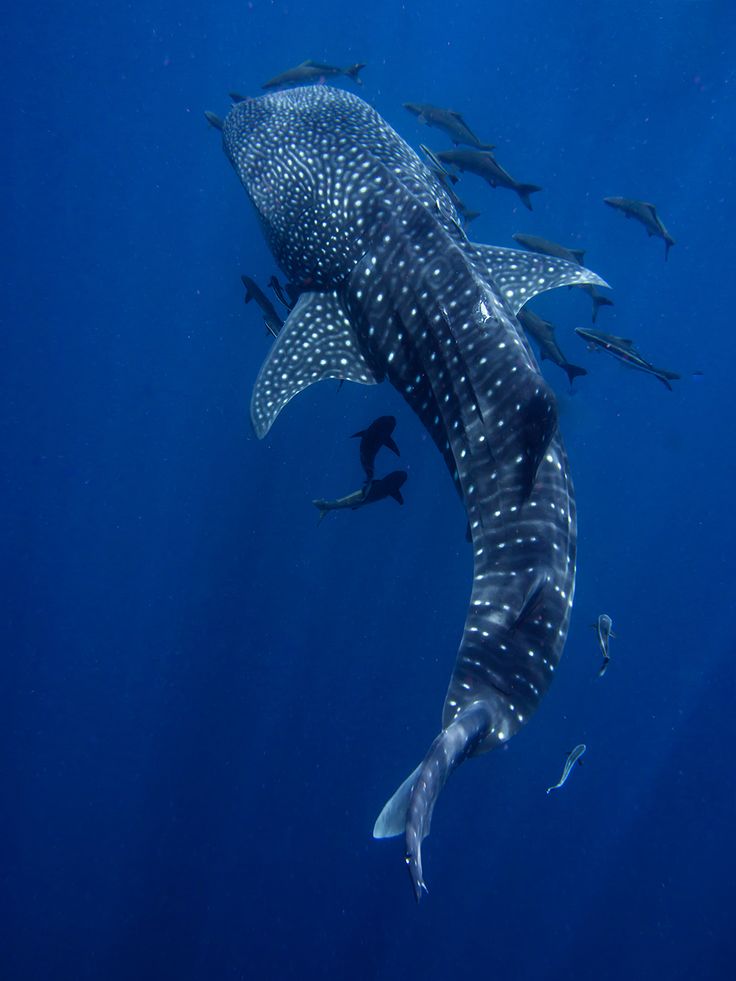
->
[217,86,608,901]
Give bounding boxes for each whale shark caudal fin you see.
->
[250,291,378,438]
[467,244,609,316]
[373,703,491,903]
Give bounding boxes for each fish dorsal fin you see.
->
[616,336,634,347]
[469,244,609,315]
[250,291,377,438]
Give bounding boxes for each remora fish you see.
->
[512,233,586,265]
[218,85,607,900]
[313,470,407,517]
[575,327,680,390]
[351,415,400,482]
[241,275,284,338]
[546,744,586,794]
[511,234,614,321]
[594,613,614,677]
[419,145,481,226]
[437,148,542,210]
[604,197,675,260]
[262,60,366,90]
[268,276,302,312]
[404,103,494,149]
[419,144,459,185]
[517,309,587,387]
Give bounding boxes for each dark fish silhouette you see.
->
[580,283,614,323]
[517,309,587,387]
[511,234,613,320]
[437,148,542,210]
[575,327,680,390]
[403,102,494,149]
[419,144,459,185]
[313,470,407,517]
[604,197,675,260]
[268,276,302,312]
[594,613,614,677]
[512,233,586,265]
[204,110,223,131]
[546,744,586,794]
[241,275,283,338]
[419,145,481,226]
[217,85,607,901]
[351,415,400,481]
[262,60,366,90]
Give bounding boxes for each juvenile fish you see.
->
[313,470,407,518]
[575,327,680,390]
[594,613,614,677]
[546,744,586,794]
[262,60,366,90]
[437,148,542,211]
[604,197,675,260]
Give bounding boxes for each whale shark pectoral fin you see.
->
[385,436,400,457]
[250,291,378,438]
[469,244,609,316]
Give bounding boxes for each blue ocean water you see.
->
[3,1,735,978]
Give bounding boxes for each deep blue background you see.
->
[3,1,735,978]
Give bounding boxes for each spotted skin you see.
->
[219,86,605,901]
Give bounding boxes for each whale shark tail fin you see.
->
[373,704,490,902]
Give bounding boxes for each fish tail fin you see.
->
[344,63,366,84]
[312,500,330,521]
[516,184,542,211]
[373,704,490,902]
[591,294,613,322]
[241,275,253,304]
[657,370,680,391]
[563,363,588,386]
[384,436,400,457]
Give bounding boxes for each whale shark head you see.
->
[222,87,466,290]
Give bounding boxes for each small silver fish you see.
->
[595,613,615,677]
[546,744,586,794]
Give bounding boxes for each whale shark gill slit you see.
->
[220,86,600,900]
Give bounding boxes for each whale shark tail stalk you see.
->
[517,183,542,211]
[374,703,491,902]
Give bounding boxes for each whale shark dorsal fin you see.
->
[469,244,609,316]
[250,291,378,438]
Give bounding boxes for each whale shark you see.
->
[216,85,607,901]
